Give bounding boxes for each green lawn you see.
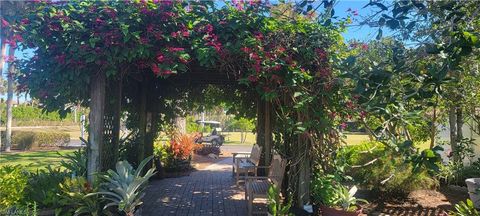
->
[0,149,75,171]
[222,132,372,146]
[0,132,428,172]
[222,132,256,145]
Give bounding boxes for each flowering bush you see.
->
[10,0,350,201]
[10,1,344,113]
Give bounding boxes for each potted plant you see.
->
[312,174,367,216]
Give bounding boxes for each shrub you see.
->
[311,174,339,207]
[4,131,70,150]
[23,166,68,209]
[58,177,100,216]
[437,160,480,186]
[154,141,192,172]
[0,165,29,209]
[194,144,221,156]
[338,141,438,197]
[0,202,38,216]
[59,149,87,177]
[0,105,76,126]
[154,133,196,173]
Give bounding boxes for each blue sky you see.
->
[335,0,385,41]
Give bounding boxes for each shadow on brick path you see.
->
[142,158,266,216]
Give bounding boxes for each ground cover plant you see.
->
[0,147,156,215]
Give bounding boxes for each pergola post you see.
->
[297,144,311,207]
[87,71,106,183]
[102,75,122,171]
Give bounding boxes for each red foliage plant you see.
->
[170,133,196,160]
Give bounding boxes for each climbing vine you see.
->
[11,0,350,204]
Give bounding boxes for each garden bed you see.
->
[359,187,468,215]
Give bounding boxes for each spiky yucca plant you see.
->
[90,156,156,216]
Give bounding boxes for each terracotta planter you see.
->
[319,205,362,216]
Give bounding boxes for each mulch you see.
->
[361,186,469,216]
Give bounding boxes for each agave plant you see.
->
[90,156,156,216]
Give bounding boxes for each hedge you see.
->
[0,105,77,126]
[2,131,70,150]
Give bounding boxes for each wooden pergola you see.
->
[86,66,275,177]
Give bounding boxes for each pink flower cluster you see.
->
[5,55,15,63]
[350,42,368,50]
[171,26,190,38]
[1,19,9,27]
[346,8,359,16]
[201,24,223,54]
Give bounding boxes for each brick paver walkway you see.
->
[142,158,262,216]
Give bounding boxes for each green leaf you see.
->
[374,2,388,11]
[386,19,400,29]
[378,17,386,26]
[406,21,416,30]
[89,38,97,48]
[423,149,436,158]
[376,29,383,40]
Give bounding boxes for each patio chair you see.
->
[245,154,287,216]
[233,144,262,185]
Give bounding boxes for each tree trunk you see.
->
[145,112,156,170]
[256,95,266,166]
[5,46,15,152]
[449,105,459,163]
[456,106,463,142]
[175,116,186,134]
[87,72,106,183]
[264,101,273,165]
[430,101,437,149]
[73,105,77,123]
[0,40,6,151]
[137,77,148,165]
